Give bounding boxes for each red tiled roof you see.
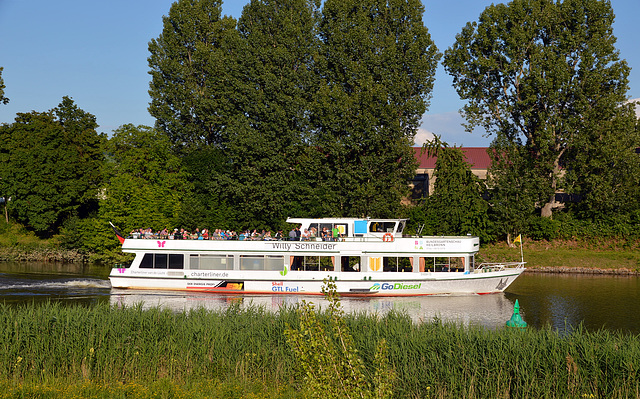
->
[413,147,491,169]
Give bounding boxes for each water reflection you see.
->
[505,273,640,334]
[1,262,639,334]
[110,288,517,328]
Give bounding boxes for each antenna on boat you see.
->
[416,224,425,236]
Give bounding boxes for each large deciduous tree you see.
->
[0,97,105,236]
[313,0,440,217]
[220,0,320,229]
[148,0,242,150]
[147,0,440,227]
[444,0,633,218]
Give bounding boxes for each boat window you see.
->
[154,254,168,269]
[169,254,184,269]
[369,222,396,233]
[397,221,405,234]
[239,255,283,271]
[190,254,199,269]
[265,255,284,271]
[191,254,234,270]
[420,257,464,272]
[382,257,413,272]
[140,253,182,269]
[240,255,265,271]
[140,254,154,268]
[291,256,335,271]
[341,256,360,272]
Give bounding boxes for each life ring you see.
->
[382,233,394,242]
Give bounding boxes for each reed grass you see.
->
[1,301,639,398]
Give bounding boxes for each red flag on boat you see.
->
[109,222,125,244]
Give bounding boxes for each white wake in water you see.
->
[0,279,111,290]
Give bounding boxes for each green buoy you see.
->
[506,299,527,328]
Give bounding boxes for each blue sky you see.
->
[1,0,638,147]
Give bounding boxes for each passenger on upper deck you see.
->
[331,226,340,241]
[321,227,329,241]
[301,229,310,241]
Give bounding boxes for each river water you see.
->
[1,262,638,335]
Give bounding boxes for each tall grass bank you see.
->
[1,301,639,398]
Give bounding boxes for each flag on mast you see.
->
[513,234,524,263]
[109,222,125,244]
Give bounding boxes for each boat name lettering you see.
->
[189,271,229,278]
[269,243,338,251]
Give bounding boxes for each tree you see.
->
[177,146,233,230]
[219,0,321,229]
[485,138,541,242]
[0,67,8,105]
[444,0,632,218]
[413,137,492,242]
[563,103,640,219]
[0,97,105,236]
[74,124,189,258]
[148,0,242,150]
[312,0,440,217]
[101,124,187,231]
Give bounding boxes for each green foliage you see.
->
[148,0,242,150]
[0,66,8,105]
[219,0,320,229]
[175,147,232,230]
[444,0,632,218]
[413,137,493,242]
[486,138,543,241]
[0,97,105,237]
[69,125,188,260]
[311,0,439,218]
[550,211,640,241]
[525,216,561,241]
[564,102,640,219]
[284,280,395,399]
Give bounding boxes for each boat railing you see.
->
[126,235,405,242]
[475,262,526,273]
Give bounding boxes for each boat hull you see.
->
[109,268,524,297]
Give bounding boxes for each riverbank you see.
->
[0,223,87,263]
[0,246,85,263]
[477,239,640,274]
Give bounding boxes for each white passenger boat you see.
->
[109,218,525,296]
